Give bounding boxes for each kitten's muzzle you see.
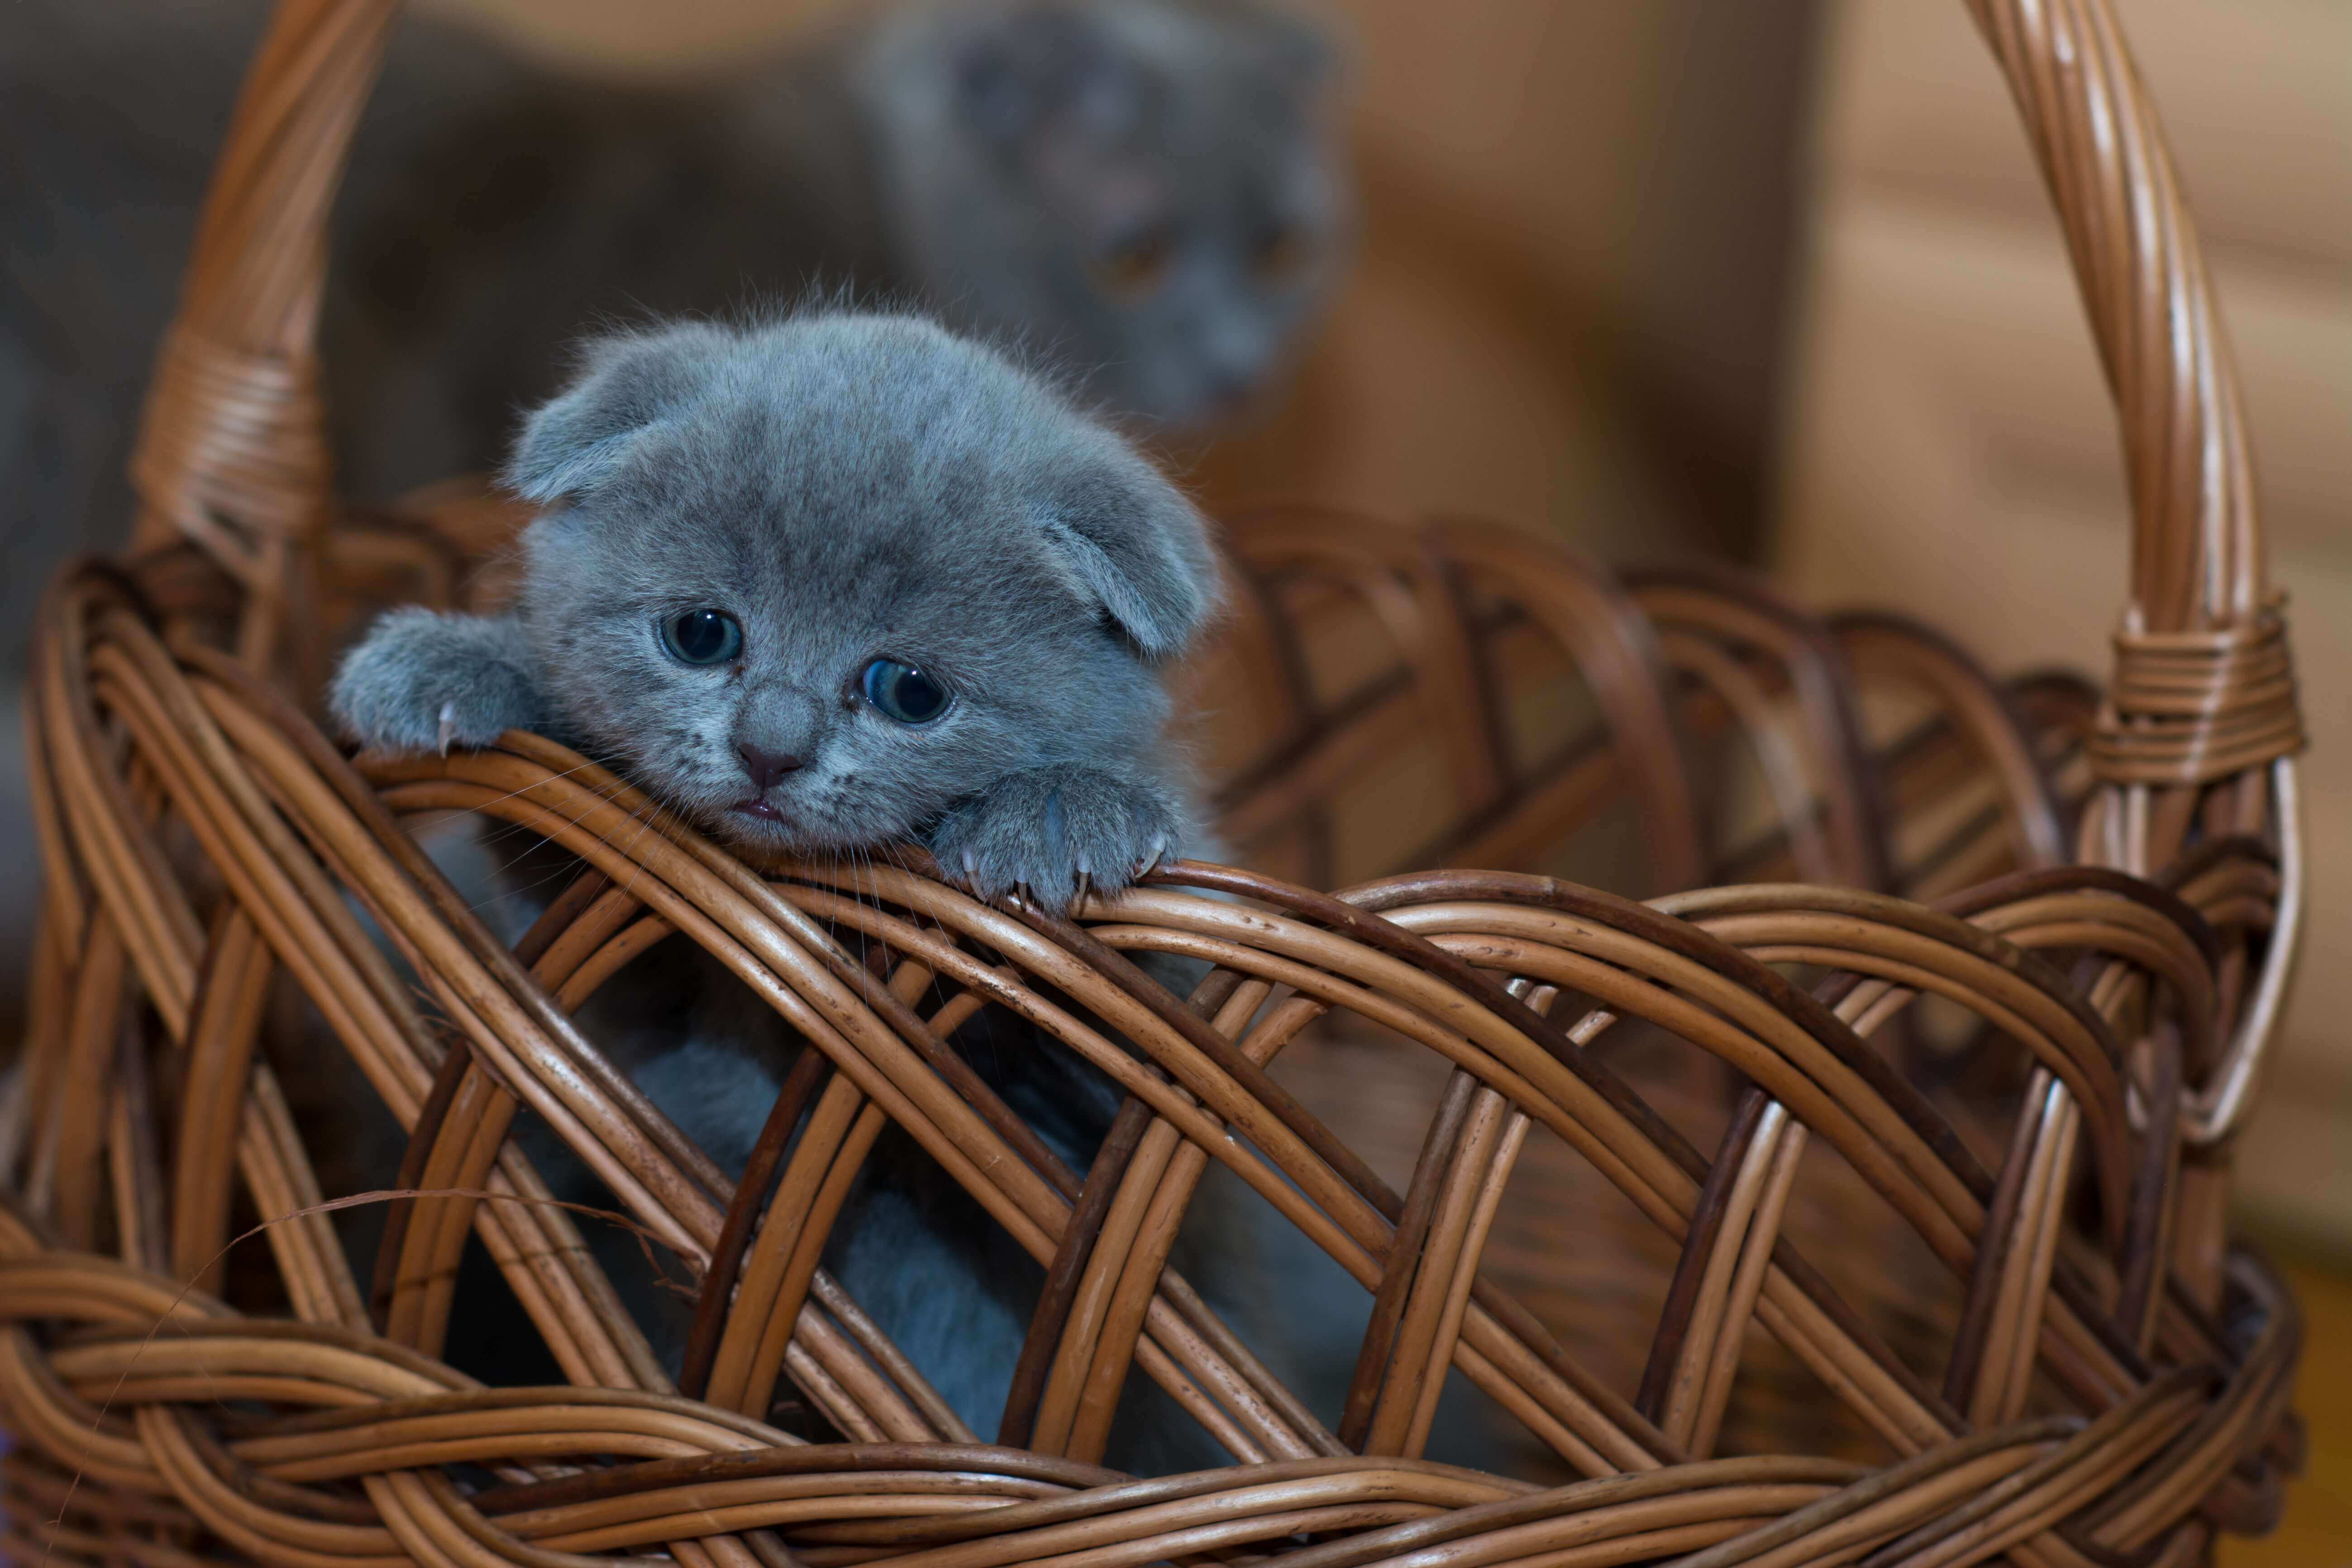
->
[736,742,804,791]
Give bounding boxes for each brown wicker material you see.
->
[0,0,2306,1564]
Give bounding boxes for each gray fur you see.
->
[929,766,1185,911]
[329,607,548,753]
[331,311,1221,904]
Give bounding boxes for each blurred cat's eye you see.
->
[1093,226,1175,299]
[862,658,951,724]
[1250,221,1311,283]
[661,608,742,666]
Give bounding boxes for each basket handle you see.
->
[134,0,2300,1130]
[1959,0,2304,1142]
[1963,0,2300,783]
[125,0,397,667]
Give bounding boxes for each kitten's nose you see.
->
[736,742,803,792]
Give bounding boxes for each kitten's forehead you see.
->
[523,310,1212,668]
[714,352,1063,533]
[585,318,1111,631]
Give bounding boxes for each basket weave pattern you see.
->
[0,0,2307,1564]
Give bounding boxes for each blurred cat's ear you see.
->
[953,6,1142,150]
[504,325,721,503]
[1034,456,1224,660]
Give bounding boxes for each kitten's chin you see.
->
[700,801,808,851]
[693,796,911,866]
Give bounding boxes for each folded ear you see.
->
[503,323,728,503]
[1033,450,1223,660]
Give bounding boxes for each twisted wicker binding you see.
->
[0,0,2308,1564]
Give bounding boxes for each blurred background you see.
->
[2,0,2345,1550]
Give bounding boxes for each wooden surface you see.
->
[2221,1256,2352,1566]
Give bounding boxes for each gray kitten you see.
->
[328,312,1231,1455]
[333,311,1218,905]
[323,307,1516,1468]
[329,312,1494,1481]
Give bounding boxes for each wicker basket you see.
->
[0,0,2307,1564]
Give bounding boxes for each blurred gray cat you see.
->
[334,0,1349,497]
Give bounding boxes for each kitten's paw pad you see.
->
[931,767,1182,911]
[329,608,543,756]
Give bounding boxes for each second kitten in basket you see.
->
[331,310,1237,1456]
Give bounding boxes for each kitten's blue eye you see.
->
[661,609,741,666]
[862,658,950,724]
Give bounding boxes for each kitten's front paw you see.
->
[929,767,1182,910]
[329,608,544,756]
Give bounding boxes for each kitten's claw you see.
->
[437,701,458,758]
[929,766,1183,913]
